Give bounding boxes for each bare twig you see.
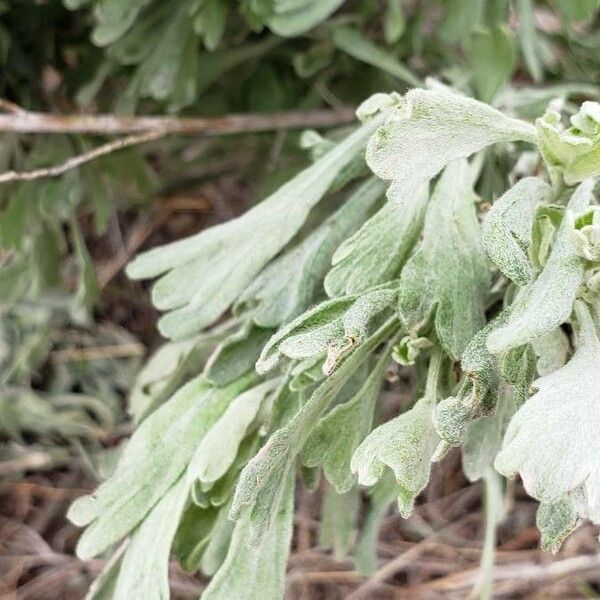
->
[407,552,600,595]
[0,106,355,136]
[49,342,146,364]
[0,98,25,114]
[0,129,165,184]
[0,105,355,183]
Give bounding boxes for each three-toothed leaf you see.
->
[68,375,251,559]
[126,112,385,340]
[201,471,295,600]
[325,183,428,296]
[398,160,489,360]
[302,343,392,492]
[112,477,189,600]
[236,177,385,327]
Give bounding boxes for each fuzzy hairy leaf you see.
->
[531,327,570,376]
[231,317,398,536]
[128,335,215,423]
[187,379,278,486]
[325,183,428,296]
[68,375,251,559]
[204,323,273,386]
[127,113,384,340]
[537,498,579,554]
[482,177,552,286]
[113,477,189,600]
[256,297,351,372]
[236,177,385,327]
[366,88,536,205]
[487,181,592,354]
[398,160,489,360]
[303,343,392,492]
[351,351,443,517]
[461,383,518,482]
[257,282,397,373]
[202,470,295,600]
[495,302,600,537]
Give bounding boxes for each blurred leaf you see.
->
[466,25,516,103]
[332,26,420,87]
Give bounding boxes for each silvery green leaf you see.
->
[191,435,261,510]
[354,472,396,575]
[236,177,386,327]
[113,477,189,600]
[356,92,402,123]
[187,379,278,486]
[487,183,592,354]
[332,26,420,87]
[172,503,219,573]
[531,328,570,376]
[482,177,552,286]
[204,323,273,386]
[127,113,384,340]
[499,344,537,398]
[256,297,352,373]
[231,317,398,535]
[325,183,428,296]
[84,542,127,600]
[461,383,518,482]
[536,498,579,554]
[341,282,398,342]
[128,334,216,423]
[68,375,251,559]
[319,483,359,558]
[537,103,600,185]
[366,89,536,206]
[258,284,397,374]
[200,505,235,576]
[495,301,600,532]
[267,0,345,36]
[529,205,564,272]
[202,470,294,600]
[398,160,490,360]
[303,343,393,493]
[351,350,443,517]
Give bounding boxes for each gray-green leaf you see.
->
[366,89,536,206]
[68,375,250,559]
[398,160,489,360]
[127,113,384,340]
[487,182,591,354]
[495,302,600,533]
[303,343,392,493]
[482,177,552,286]
[325,183,428,296]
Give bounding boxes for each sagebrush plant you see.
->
[64,86,600,598]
